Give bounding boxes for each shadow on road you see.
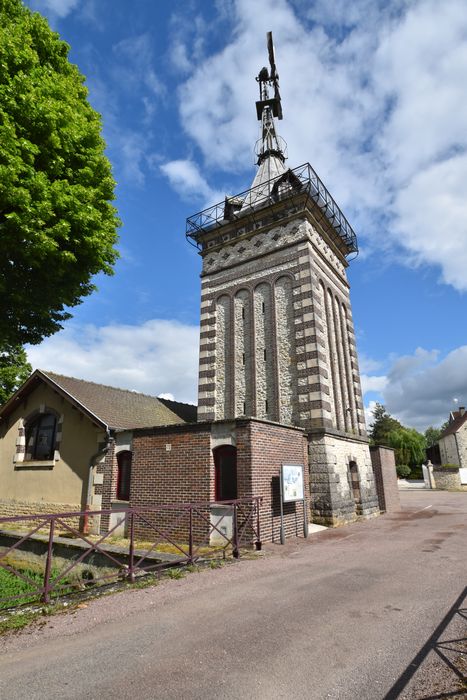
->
[384,586,467,699]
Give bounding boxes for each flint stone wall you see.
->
[433,467,462,490]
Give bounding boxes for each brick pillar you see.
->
[370,446,400,513]
[99,439,117,532]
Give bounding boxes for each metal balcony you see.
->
[186,162,358,256]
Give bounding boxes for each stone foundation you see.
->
[308,432,379,526]
[0,498,83,530]
[433,467,463,490]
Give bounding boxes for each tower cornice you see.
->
[186,162,358,261]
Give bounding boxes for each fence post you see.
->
[303,497,309,538]
[42,517,55,604]
[188,506,194,564]
[128,511,135,583]
[255,498,262,551]
[232,504,239,559]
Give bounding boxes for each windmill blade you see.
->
[267,31,277,80]
[267,31,283,119]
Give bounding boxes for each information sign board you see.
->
[281,464,304,503]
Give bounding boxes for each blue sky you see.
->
[24,0,467,431]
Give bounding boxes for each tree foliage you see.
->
[387,427,426,469]
[0,0,119,346]
[0,345,31,405]
[369,402,426,469]
[369,403,402,446]
[396,464,411,479]
[424,426,442,448]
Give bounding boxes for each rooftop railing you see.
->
[186,162,358,256]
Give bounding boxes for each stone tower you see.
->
[187,34,379,525]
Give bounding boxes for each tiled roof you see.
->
[439,409,467,438]
[157,397,197,423]
[41,371,194,430]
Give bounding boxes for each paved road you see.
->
[1,491,466,699]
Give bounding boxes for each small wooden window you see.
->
[117,451,132,501]
[25,413,56,460]
[213,445,237,501]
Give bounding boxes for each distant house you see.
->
[438,406,467,469]
[0,370,196,528]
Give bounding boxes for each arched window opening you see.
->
[25,413,57,460]
[213,445,237,501]
[116,451,132,501]
[348,461,361,504]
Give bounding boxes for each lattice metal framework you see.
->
[186,162,358,256]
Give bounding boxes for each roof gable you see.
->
[0,370,195,430]
[439,409,467,439]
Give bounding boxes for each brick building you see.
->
[130,418,308,545]
[0,369,195,529]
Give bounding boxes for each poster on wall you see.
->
[281,464,304,503]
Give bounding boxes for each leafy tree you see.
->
[440,420,450,433]
[396,465,411,479]
[369,403,427,472]
[0,345,31,405]
[369,403,402,446]
[424,426,442,448]
[0,0,119,347]
[387,427,426,470]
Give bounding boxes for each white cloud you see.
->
[358,353,384,374]
[29,0,79,18]
[364,399,379,432]
[26,320,199,404]
[160,159,225,208]
[391,154,467,290]
[84,75,157,187]
[387,347,439,384]
[116,131,148,186]
[111,33,166,127]
[170,40,192,74]
[171,0,467,290]
[113,34,166,100]
[361,374,388,395]
[361,345,467,431]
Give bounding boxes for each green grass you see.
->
[0,564,46,609]
[0,611,40,635]
[165,567,185,580]
[0,559,77,610]
[0,551,244,636]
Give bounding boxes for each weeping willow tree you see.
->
[387,427,426,469]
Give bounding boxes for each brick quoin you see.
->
[100,439,117,533]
